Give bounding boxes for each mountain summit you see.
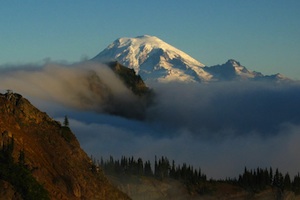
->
[93,35,289,83]
[93,35,211,83]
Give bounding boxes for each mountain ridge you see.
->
[0,91,130,200]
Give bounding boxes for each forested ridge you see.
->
[94,155,300,197]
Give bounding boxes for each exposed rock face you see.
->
[105,61,154,120]
[107,61,151,97]
[0,92,130,200]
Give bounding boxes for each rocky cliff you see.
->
[107,61,152,97]
[0,91,130,200]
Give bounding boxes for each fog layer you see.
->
[1,62,300,178]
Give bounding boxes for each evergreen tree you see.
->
[63,115,69,127]
[273,168,283,188]
[293,173,300,194]
[144,160,153,176]
[284,173,291,190]
[154,155,158,177]
[169,160,176,178]
[137,158,144,176]
[269,167,273,184]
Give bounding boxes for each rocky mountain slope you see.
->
[93,35,289,83]
[104,60,153,119]
[107,61,151,96]
[0,91,130,200]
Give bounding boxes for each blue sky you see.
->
[1,0,300,79]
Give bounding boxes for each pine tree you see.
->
[137,158,144,176]
[169,160,176,178]
[144,160,153,176]
[284,173,291,190]
[269,167,273,184]
[293,173,300,194]
[63,115,69,127]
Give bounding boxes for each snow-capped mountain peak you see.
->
[226,59,252,77]
[93,35,211,83]
[226,59,241,67]
[93,35,290,83]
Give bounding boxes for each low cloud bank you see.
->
[69,79,300,178]
[1,62,300,178]
[0,61,145,119]
[148,81,300,137]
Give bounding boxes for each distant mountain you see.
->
[93,35,290,83]
[93,35,212,83]
[0,91,130,200]
[203,59,263,81]
[204,59,289,82]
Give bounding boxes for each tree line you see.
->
[238,167,300,195]
[94,155,300,196]
[96,156,205,180]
